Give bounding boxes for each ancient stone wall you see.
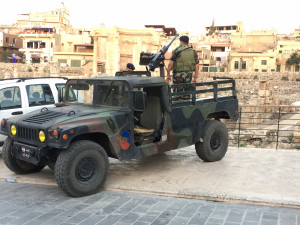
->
[1,63,300,107]
[0,62,93,79]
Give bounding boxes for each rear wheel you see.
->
[55,140,109,197]
[195,120,228,162]
[2,137,45,174]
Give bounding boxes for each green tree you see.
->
[286,53,300,71]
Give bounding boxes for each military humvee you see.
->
[0,35,238,197]
[0,73,238,197]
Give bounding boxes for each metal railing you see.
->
[226,105,300,150]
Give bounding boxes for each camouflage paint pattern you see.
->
[172,71,193,100]
[0,76,238,164]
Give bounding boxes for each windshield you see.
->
[65,80,129,107]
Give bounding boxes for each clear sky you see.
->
[1,0,299,35]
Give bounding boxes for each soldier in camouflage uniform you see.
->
[166,36,199,99]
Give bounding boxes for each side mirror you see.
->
[134,91,146,111]
[58,87,65,103]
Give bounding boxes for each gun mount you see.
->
[139,33,179,77]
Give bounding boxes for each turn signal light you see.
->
[1,119,5,128]
[53,129,59,137]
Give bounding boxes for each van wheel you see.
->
[2,137,45,174]
[195,120,228,162]
[55,140,109,197]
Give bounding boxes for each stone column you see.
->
[93,36,98,75]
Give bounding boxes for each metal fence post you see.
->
[237,107,242,148]
[276,107,281,150]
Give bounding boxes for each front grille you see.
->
[17,126,39,143]
[23,111,67,124]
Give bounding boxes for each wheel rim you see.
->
[75,157,96,183]
[210,133,221,151]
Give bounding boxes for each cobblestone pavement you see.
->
[0,182,299,225]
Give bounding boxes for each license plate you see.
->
[14,142,38,165]
[21,146,32,159]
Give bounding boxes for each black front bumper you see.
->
[13,142,47,165]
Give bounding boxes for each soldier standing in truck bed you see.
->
[166,35,199,84]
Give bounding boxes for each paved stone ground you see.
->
[0,182,299,225]
[0,147,299,207]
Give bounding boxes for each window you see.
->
[276,65,281,72]
[262,69,267,72]
[58,59,67,64]
[242,61,246,70]
[0,87,21,110]
[279,50,282,53]
[261,60,267,65]
[271,69,275,72]
[202,67,208,72]
[296,65,300,72]
[5,37,9,43]
[284,50,290,55]
[95,81,129,107]
[234,61,239,69]
[285,66,291,71]
[27,42,33,48]
[71,60,81,67]
[26,84,54,107]
[13,38,16,44]
[40,42,46,48]
[51,42,53,48]
[55,83,65,91]
[255,69,259,72]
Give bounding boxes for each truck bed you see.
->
[169,79,237,108]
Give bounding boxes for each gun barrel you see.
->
[161,33,179,54]
[147,33,179,72]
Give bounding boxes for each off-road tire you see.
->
[2,137,45,174]
[55,140,109,197]
[195,120,228,162]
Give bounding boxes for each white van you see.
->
[0,77,67,146]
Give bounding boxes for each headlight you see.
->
[39,130,45,142]
[11,125,17,136]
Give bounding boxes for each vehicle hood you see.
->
[8,105,128,130]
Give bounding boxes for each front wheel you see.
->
[195,120,228,162]
[55,140,109,197]
[2,137,45,174]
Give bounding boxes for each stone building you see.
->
[91,26,162,76]
[204,21,244,40]
[228,50,277,72]
[0,32,23,62]
[17,6,70,33]
[53,29,93,68]
[228,30,278,72]
[19,26,60,64]
[294,28,300,39]
[230,30,277,53]
[275,40,300,72]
